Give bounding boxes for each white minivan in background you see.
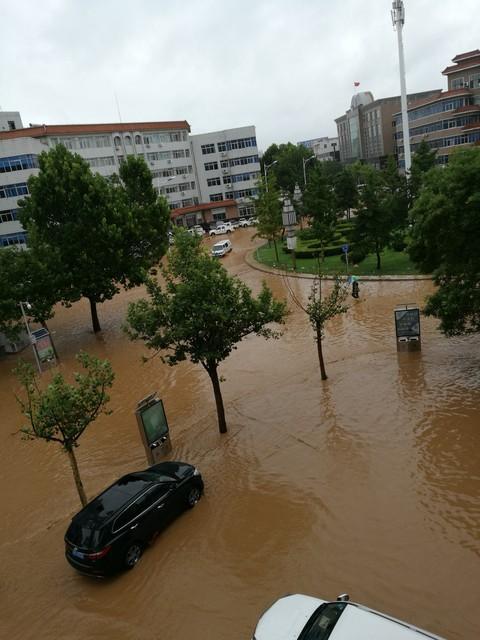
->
[211,239,232,257]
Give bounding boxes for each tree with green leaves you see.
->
[303,163,338,251]
[381,155,409,232]
[19,146,170,333]
[408,147,480,335]
[409,139,438,204]
[285,272,348,380]
[0,247,58,341]
[126,231,287,434]
[352,165,394,270]
[333,166,358,219]
[261,142,314,195]
[253,176,284,262]
[15,352,115,506]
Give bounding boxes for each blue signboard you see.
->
[342,244,349,253]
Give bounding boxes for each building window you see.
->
[210,193,223,202]
[1,232,27,246]
[201,143,215,154]
[0,209,17,222]
[114,136,122,147]
[204,162,219,171]
[0,154,39,173]
[124,135,132,145]
[0,182,29,198]
[207,177,221,186]
[7,120,16,130]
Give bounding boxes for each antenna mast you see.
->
[391,0,411,173]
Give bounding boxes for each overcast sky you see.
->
[1,0,477,151]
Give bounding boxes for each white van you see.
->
[211,239,232,257]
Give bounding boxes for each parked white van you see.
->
[211,239,232,257]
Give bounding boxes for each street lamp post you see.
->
[264,160,278,192]
[282,197,297,271]
[302,154,316,186]
[19,301,42,374]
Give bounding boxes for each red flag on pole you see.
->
[354,81,360,87]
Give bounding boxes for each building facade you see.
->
[311,136,339,161]
[395,50,480,166]
[0,118,261,246]
[335,90,440,168]
[189,126,260,219]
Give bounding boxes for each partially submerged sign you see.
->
[394,305,421,351]
[135,392,172,464]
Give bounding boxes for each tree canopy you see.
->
[19,146,170,333]
[408,147,480,335]
[261,142,314,195]
[15,352,114,506]
[126,231,287,433]
[303,163,338,247]
[253,176,283,262]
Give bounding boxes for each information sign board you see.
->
[395,308,420,338]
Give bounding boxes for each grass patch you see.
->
[255,242,424,276]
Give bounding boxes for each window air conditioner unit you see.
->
[221,151,226,156]
[158,143,162,148]
[167,159,172,164]
[222,169,228,174]
[146,144,150,148]
[182,174,186,179]
[181,191,185,196]
[150,162,154,166]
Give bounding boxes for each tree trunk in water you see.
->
[273,239,279,263]
[316,325,328,380]
[207,364,227,434]
[88,297,101,333]
[66,447,87,507]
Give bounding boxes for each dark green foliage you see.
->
[18,146,170,333]
[408,147,480,335]
[253,176,283,262]
[303,162,337,250]
[0,247,59,339]
[126,231,287,433]
[409,139,438,203]
[352,164,396,270]
[261,142,314,195]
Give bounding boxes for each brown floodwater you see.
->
[0,229,479,640]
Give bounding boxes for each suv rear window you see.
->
[299,603,346,640]
[67,520,106,549]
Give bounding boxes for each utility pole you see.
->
[391,0,411,174]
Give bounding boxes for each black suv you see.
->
[65,461,203,577]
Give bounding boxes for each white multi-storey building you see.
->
[0,118,194,247]
[189,125,260,218]
[0,116,261,246]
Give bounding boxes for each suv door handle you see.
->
[157,503,165,510]
[130,523,139,530]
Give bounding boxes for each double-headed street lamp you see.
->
[264,160,278,192]
[302,154,316,186]
[19,301,41,373]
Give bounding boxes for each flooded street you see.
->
[1,228,479,640]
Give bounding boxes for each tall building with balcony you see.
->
[189,126,260,219]
[395,50,480,166]
[335,90,440,168]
